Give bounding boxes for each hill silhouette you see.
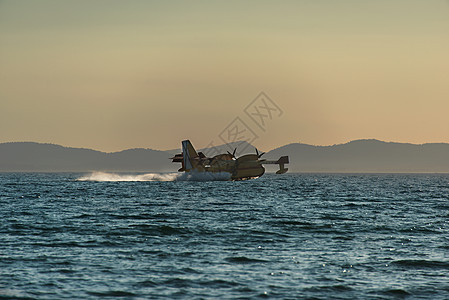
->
[1,139,449,172]
[266,139,449,173]
[0,142,175,172]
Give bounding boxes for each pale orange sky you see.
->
[1,0,448,152]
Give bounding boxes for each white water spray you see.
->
[77,171,231,182]
[77,172,180,182]
[177,171,232,181]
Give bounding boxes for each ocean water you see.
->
[1,173,449,299]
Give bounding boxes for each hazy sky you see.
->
[1,0,448,152]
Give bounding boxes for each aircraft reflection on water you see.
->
[171,140,289,181]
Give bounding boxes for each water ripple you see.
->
[1,173,449,298]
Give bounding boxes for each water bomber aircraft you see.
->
[171,140,289,180]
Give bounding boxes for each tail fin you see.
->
[276,156,289,174]
[182,140,198,171]
[260,155,289,174]
[276,156,289,165]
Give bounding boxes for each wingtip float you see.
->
[171,140,289,181]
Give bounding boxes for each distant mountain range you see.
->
[1,140,449,173]
[0,142,174,172]
[266,139,449,173]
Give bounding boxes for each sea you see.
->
[1,172,449,299]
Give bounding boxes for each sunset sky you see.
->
[1,0,448,152]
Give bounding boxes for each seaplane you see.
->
[171,140,289,181]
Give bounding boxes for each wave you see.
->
[391,259,449,269]
[77,171,232,182]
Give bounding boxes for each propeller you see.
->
[227,148,237,158]
[255,148,265,158]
